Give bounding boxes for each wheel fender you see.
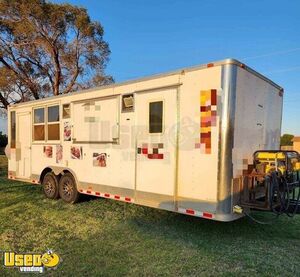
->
[42,166,80,188]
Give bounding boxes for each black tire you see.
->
[58,173,79,203]
[42,172,59,199]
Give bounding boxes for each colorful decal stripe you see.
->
[79,189,134,203]
[195,89,217,154]
[178,208,214,219]
[137,143,164,159]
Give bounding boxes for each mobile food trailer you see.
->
[6,58,291,222]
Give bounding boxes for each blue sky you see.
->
[1,0,300,134]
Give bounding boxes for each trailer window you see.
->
[47,105,60,140]
[33,108,45,141]
[122,94,134,112]
[149,101,163,133]
[63,104,70,119]
[34,108,44,123]
[10,111,16,148]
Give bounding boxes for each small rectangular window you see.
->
[34,125,45,141]
[122,94,134,112]
[33,108,45,141]
[34,108,44,124]
[48,105,60,140]
[63,104,70,119]
[48,124,60,140]
[48,105,59,122]
[10,111,16,148]
[149,101,163,133]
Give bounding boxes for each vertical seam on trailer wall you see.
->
[174,73,182,211]
[217,66,224,207]
[117,89,121,144]
[30,110,33,176]
[217,64,237,215]
[133,89,138,201]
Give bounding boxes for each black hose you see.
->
[286,177,300,217]
[244,210,280,225]
[245,170,300,224]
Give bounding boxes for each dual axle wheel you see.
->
[42,172,79,203]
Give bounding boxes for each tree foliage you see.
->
[0,0,112,110]
[280,134,294,146]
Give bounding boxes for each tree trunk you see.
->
[53,49,61,96]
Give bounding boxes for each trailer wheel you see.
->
[42,172,59,199]
[58,173,79,203]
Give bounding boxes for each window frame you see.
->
[33,106,46,142]
[148,99,164,135]
[32,103,61,143]
[47,104,60,141]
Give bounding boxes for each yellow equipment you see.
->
[254,151,300,175]
[239,150,300,216]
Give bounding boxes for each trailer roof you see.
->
[10,58,283,108]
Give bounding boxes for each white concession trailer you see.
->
[6,59,283,221]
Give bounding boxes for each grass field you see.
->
[0,155,299,276]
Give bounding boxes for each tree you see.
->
[280,134,294,146]
[0,131,7,147]
[0,0,112,111]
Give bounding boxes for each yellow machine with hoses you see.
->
[238,150,300,216]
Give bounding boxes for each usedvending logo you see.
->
[3,250,60,273]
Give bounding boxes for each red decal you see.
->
[114,195,120,199]
[79,189,83,192]
[104,193,110,197]
[95,192,100,196]
[125,197,131,202]
[142,148,148,154]
[86,190,92,194]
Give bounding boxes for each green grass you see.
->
[0,155,299,276]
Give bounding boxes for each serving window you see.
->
[73,96,119,142]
